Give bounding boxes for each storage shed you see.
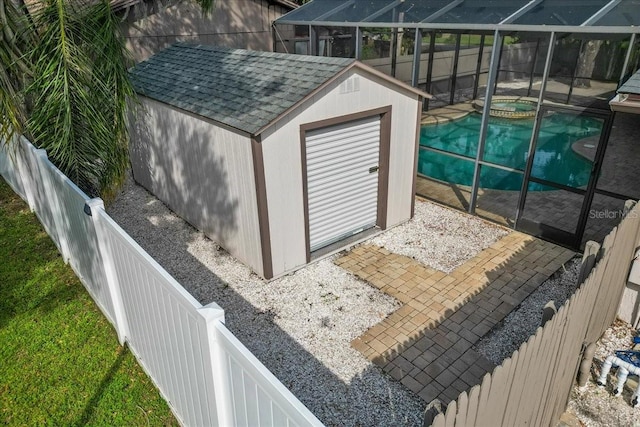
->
[610,69,640,114]
[129,44,428,279]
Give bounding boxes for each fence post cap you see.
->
[198,303,225,323]
[85,198,104,208]
[84,198,105,216]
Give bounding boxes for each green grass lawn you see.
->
[0,178,177,426]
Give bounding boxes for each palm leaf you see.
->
[27,0,133,198]
[0,0,34,141]
[2,0,215,198]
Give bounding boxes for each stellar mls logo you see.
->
[589,209,639,219]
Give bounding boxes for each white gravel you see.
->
[107,178,507,427]
[567,320,640,427]
[370,201,509,273]
[474,257,582,365]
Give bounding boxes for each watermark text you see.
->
[589,209,639,219]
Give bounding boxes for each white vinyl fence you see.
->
[0,135,323,427]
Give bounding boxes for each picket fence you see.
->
[431,201,640,426]
[0,135,322,427]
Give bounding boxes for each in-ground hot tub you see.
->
[472,96,538,119]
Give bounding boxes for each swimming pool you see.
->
[418,112,603,191]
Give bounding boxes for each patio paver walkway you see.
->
[335,231,574,404]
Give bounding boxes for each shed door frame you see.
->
[300,106,392,262]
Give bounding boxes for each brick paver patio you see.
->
[335,231,574,404]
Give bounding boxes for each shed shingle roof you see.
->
[618,69,640,95]
[129,44,355,134]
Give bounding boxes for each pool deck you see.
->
[421,102,475,125]
[421,96,540,125]
[572,136,599,161]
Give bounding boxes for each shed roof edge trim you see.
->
[136,94,254,137]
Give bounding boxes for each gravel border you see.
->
[107,178,508,427]
[473,254,640,427]
[474,257,582,365]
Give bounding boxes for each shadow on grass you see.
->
[74,347,128,427]
[0,179,82,329]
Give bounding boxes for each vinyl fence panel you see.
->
[0,135,26,199]
[21,145,66,253]
[1,137,116,325]
[1,135,325,427]
[93,208,224,427]
[214,321,324,427]
[33,157,116,324]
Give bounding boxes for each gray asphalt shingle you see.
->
[619,69,640,95]
[130,44,354,134]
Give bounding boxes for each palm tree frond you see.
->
[26,0,134,198]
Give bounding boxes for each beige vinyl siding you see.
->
[261,68,420,276]
[129,97,263,275]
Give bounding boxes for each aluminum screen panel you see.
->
[276,0,640,30]
[512,0,610,25]
[321,0,398,22]
[367,1,453,23]
[593,0,640,26]
[437,0,529,24]
[277,0,345,22]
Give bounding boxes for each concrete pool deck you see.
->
[421,102,475,125]
[571,136,599,161]
[336,228,574,403]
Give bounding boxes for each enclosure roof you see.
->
[129,44,355,134]
[275,0,640,33]
[130,43,429,135]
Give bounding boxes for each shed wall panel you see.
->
[129,98,263,275]
[261,69,420,276]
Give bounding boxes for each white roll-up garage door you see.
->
[305,115,381,252]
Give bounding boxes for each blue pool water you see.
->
[418,112,603,191]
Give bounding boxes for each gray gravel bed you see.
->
[108,178,506,427]
[472,254,640,426]
[474,257,582,365]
